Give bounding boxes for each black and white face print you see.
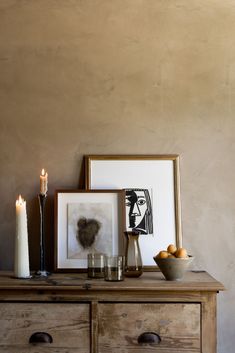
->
[125,188,153,235]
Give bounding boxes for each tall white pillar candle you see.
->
[14,195,30,278]
[40,169,48,195]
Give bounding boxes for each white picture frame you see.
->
[54,189,124,272]
[85,155,182,270]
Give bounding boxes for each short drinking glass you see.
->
[104,255,124,281]
[87,253,105,278]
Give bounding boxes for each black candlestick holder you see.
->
[34,194,50,277]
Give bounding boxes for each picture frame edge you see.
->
[54,188,125,272]
[84,154,183,270]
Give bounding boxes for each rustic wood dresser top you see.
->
[0,270,225,292]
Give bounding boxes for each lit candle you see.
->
[14,195,30,278]
[40,169,48,195]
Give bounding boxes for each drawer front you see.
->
[98,303,200,353]
[0,303,90,353]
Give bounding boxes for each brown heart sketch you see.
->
[77,217,101,249]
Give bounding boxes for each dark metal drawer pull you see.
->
[138,331,161,345]
[29,332,53,344]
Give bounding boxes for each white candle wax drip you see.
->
[14,195,30,278]
[40,169,48,195]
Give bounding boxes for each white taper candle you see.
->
[14,195,30,278]
[40,169,48,195]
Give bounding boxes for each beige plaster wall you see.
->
[0,0,234,351]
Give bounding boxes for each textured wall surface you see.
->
[0,1,234,351]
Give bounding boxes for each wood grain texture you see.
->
[0,271,225,292]
[91,301,99,353]
[0,303,90,353]
[201,293,217,353]
[0,271,224,353]
[98,303,200,353]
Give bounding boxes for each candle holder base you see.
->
[12,275,32,279]
[33,270,51,278]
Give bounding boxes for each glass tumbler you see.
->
[87,253,105,278]
[104,255,125,281]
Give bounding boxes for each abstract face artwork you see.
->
[125,188,153,235]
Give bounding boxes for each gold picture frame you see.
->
[85,155,182,271]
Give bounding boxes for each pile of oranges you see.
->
[155,244,188,259]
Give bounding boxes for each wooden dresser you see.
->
[0,271,224,353]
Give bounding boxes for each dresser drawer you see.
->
[98,303,200,353]
[0,302,90,353]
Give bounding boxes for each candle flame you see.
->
[41,168,45,176]
[16,195,24,206]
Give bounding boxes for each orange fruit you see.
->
[167,244,177,254]
[157,251,169,259]
[175,247,188,258]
